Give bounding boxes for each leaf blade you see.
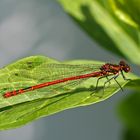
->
[0,55,138,130]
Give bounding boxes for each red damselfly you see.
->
[3,60,130,98]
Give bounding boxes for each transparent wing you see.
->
[5,63,103,83]
[0,63,102,97]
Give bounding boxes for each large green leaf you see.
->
[58,0,140,65]
[118,91,140,139]
[0,56,138,130]
[110,0,140,28]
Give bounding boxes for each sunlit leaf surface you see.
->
[0,56,137,130]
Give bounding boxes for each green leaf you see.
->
[110,0,140,28]
[58,0,140,65]
[0,56,138,130]
[123,128,140,140]
[118,91,140,134]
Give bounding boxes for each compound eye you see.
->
[123,66,130,73]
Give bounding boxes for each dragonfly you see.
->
[3,60,130,98]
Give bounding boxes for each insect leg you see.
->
[90,75,108,96]
[103,73,120,93]
[121,70,131,81]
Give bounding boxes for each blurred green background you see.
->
[0,0,140,140]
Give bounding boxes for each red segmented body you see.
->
[3,60,130,98]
